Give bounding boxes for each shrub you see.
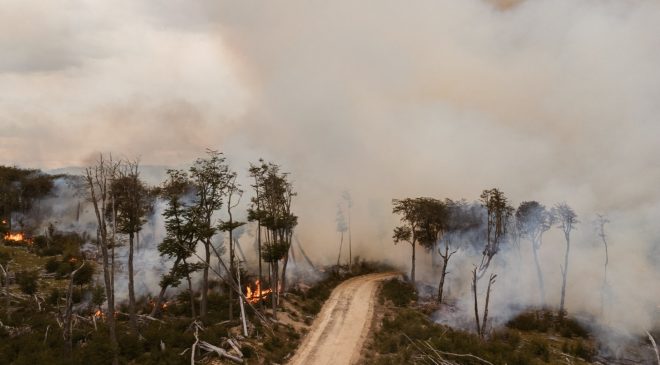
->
[45,258,59,273]
[16,271,39,295]
[380,278,416,307]
[529,339,550,362]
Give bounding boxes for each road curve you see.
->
[287,272,400,365]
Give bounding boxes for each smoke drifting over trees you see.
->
[0,0,659,352]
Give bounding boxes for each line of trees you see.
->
[0,166,54,232]
[82,152,298,361]
[392,189,582,337]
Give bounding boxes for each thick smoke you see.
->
[1,0,659,350]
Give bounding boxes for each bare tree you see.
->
[552,202,578,319]
[596,213,610,316]
[84,154,119,365]
[335,201,348,269]
[515,201,553,306]
[342,191,353,272]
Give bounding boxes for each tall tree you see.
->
[247,160,268,309]
[189,150,229,318]
[335,201,348,269]
[473,188,512,338]
[84,154,119,365]
[342,191,353,272]
[154,169,203,318]
[436,199,480,303]
[596,213,610,316]
[392,198,425,283]
[552,202,578,319]
[515,201,553,306]
[249,161,297,318]
[478,188,513,278]
[111,161,152,334]
[278,174,297,293]
[218,171,245,321]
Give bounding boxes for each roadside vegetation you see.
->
[362,278,596,365]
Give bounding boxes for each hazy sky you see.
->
[3,0,659,334]
[2,0,660,236]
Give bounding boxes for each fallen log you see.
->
[115,311,165,323]
[199,340,243,364]
[227,337,244,358]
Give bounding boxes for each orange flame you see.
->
[246,280,274,304]
[148,299,169,312]
[4,232,30,243]
[94,310,104,319]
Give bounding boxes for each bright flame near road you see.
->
[246,280,273,304]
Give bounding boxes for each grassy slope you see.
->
[361,278,596,365]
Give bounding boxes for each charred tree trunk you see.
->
[471,268,481,336]
[559,233,571,320]
[481,274,497,338]
[348,207,352,273]
[532,241,546,306]
[201,239,210,318]
[150,257,181,317]
[336,231,344,269]
[229,229,234,321]
[0,264,10,321]
[128,232,137,334]
[281,250,289,296]
[64,262,86,348]
[437,263,448,304]
[411,239,416,283]
[184,258,197,319]
[437,242,456,304]
[99,232,118,363]
[151,286,168,318]
[271,261,278,320]
[257,222,263,310]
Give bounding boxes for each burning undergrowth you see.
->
[2,231,32,246]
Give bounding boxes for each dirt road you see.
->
[287,272,399,365]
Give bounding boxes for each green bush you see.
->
[16,270,39,295]
[529,339,550,362]
[507,310,589,340]
[44,258,59,273]
[380,278,416,307]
